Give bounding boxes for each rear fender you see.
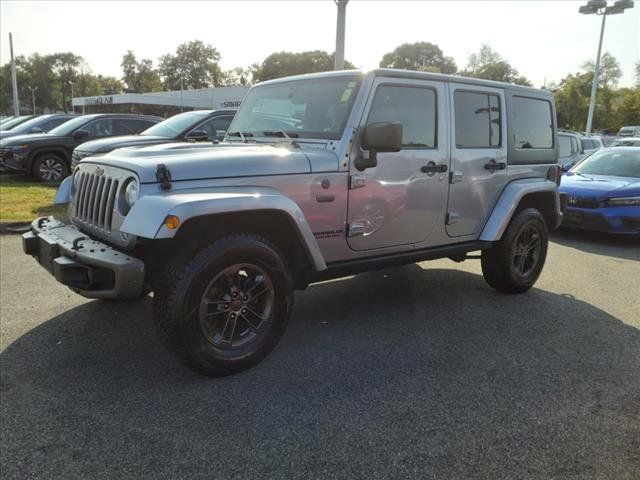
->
[480,178,562,241]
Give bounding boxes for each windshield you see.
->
[141,111,210,138]
[572,149,640,178]
[48,115,96,136]
[9,115,54,134]
[228,75,361,140]
[0,116,32,130]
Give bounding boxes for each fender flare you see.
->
[480,178,562,241]
[120,186,327,271]
[53,176,73,204]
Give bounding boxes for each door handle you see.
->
[484,159,506,172]
[420,161,448,175]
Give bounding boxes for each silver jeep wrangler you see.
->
[23,69,563,376]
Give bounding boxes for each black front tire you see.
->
[153,234,293,376]
[481,208,548,294]
[32,153,69,182]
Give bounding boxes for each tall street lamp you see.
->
[29,86,38,114]
[579,0,634,134]
[69,81,75,113]
[334,0,348,70]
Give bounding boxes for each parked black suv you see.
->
[0,113,161,181]
[0,114,77,139]
[70,109,236,168]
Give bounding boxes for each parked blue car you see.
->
[559,147,640,236]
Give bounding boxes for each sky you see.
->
[0,0,638,88]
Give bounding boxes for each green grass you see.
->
[0,174,67,223]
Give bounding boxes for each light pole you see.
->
[9,33,20,116]
[29,86,37,114]
[334,0,348,70]
[69,81,75,113]
[579,0,634,134]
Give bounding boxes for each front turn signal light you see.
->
[164,215,181,229]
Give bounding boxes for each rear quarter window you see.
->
[507,93,556,164]
[512,96,553,149]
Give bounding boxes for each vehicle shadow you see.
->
[2,265,639,479]
[551,228,639,261]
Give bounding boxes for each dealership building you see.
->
[71,85,249,117]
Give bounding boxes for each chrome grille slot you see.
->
[98,178,112,227]
[104,180,119,231]
[74,171,121,232]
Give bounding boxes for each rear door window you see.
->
[84,119,113,138]
[196,115,234,141]
[558,136,572,158]
[512,96,553,149]
[454,91,501,148]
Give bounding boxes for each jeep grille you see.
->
[74,171,120,232]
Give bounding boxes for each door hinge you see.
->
[349,174,366,190]
[446,212,461,225]
[449,171,464,184]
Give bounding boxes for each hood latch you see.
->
[156,164,172,190]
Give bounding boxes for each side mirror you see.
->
[73,130,89,142]
[29,126,44,134]
[561,162,574,172]
[356,122,403,171]
[186,130,209,142]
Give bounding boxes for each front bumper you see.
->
[0,148,28,172]
[22,217,145,299]
[562,205,640,235]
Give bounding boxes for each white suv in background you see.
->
[617,126,640,138]
[580,135,603,156]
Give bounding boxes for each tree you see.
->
[379,42,456,74]
[158,40,223,90]
[582,52,622,89]
[616,87,640,126]
[552,73,592,130]
[120,50,162,93]
[96,75,124,95]
[552,52,633,131]
[462,44,531,86]
[253,51,355,82]
[51,52,83,112]
[220,66,253,86]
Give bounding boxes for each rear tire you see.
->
[481,208,548,294]
[32,153,69,182]
[153,234,293,376]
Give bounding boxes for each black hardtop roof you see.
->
[79,113,163,121]
[258,68,551,99]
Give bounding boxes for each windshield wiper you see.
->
[262,130,299,139]
[226,131,254,143]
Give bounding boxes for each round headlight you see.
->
[73,171,82,189]
[124,179,139,207]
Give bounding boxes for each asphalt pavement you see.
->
[1,230,639,479]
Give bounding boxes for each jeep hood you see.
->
[81,142,339,182]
